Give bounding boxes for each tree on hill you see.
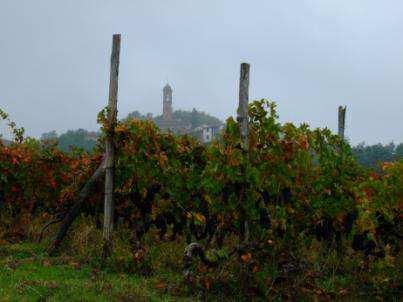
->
[395,143,403,158]
[40,129,98,152]
[126,110,148,120]
[41,130,58,141]
[152,108,222,129]
[352,142,402,170]
[58,129,98,152]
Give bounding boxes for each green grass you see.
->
[0,243,190,302]
[1,218,400,301]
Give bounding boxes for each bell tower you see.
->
[163,83,173,121]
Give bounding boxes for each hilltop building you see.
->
[147,83,224,142]
[163,84,173,121]
[193,124,224,143]
[155,83,192,134]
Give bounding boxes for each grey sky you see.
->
[0,0,402,144]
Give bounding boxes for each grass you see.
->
[0,243,190,302]
[1,216,400,301]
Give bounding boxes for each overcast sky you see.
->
[0,0,402,144]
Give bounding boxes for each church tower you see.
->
[163,83,173,121]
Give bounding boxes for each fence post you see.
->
[338,105,346,140]
[103,34,121,257]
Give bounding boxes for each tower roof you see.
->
[163,83,172,92]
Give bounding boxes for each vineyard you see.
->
[0,98,402,300]
[0,34,402,300]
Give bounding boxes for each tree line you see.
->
[352,142,403,170]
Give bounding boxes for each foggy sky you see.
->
[1,0,402,144]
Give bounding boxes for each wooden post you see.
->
[237,63,250,148]
[48,158,106,255]
[237,63,250,242]
[103,34,121,256]
[338,105,346,140]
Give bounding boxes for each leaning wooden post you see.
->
[103,34,121,257]
[237,62,250,242]
[338,105,346,140]
[47,158,106,255]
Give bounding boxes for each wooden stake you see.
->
[48,158,106,255]
[103,34,121,255]
[237,63,250,242]
[237,63,250,149]
[338,105,346,140]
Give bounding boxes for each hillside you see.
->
[127,108,223,130]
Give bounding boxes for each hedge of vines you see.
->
[1,100,401,298]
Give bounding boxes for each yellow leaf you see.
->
[195,213,206,224]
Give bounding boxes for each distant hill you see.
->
[155,109,222,129]
[37,110,222,152]
[41,129,98,152]
[127,108,222,130]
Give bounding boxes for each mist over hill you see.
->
[127,108,222,129]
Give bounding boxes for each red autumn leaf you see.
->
[241,252,252,263]
[203,278,212,290]
[155,281,166,290]
[12,157,18,165]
